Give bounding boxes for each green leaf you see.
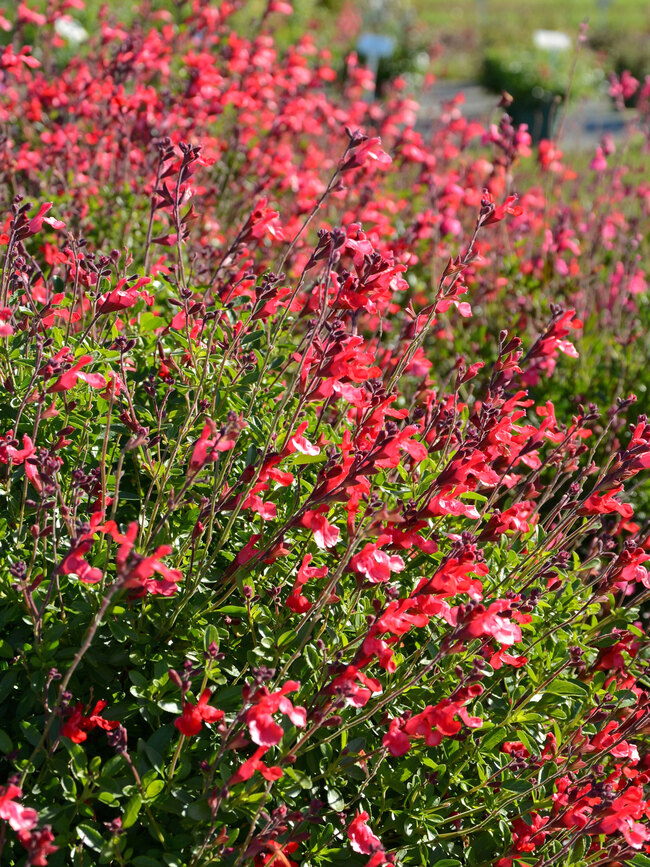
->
[64,739,88,775]
[479,726,507,752]
[0,729,12,753]
[129,671,150,689]
[97,792,118,806]
[60,775,76,800]
[122,794,142,829]
[216,606,247,615]
[77,823,106,852]
[187,800,212,821]
[157,700,182,714]
[203,624,219,652]
[145,779,165,800]
[326,788,345,811]
[501,779,533,794]
[515,729,538,756]
[0,671,17,705]
[138,312,164,333]
[615,689,639,708]
[137,738,163,775]
[293,451,325,465]
[545,679,589,697]
[284,768,312,789]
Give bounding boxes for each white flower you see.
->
[54,16,88,44]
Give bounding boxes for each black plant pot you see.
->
[508,98,560,144]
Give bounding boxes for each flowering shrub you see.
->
[2,2,650,866]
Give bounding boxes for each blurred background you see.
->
[328,0,648,146]
[15,0,650,148]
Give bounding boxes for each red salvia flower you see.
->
[348,811,388,865]
[0,784,38,832]
[97,276,154,314]
[340,132,392,173]
[175,689,225,736]
[228,746,283,786]
[350,543,405,584]
[300,507,340,549]
[479,190,523,226]
[245,681,307,746]
[62,700,119,743]
[47,355,106,393]
[286,553,329,613]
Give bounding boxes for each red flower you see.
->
[61,704,90,743]
[594,786,649,848]
[609,70,639,104]
[47,355,106,393]
[245,681,307,746]
[62,700,119,743]
[348,811,386,860]
[24,202,65,236]
[489,648,528,670]
[578,486,633,519]
[590,721,639,761]
[17,826,58,866]
[285,421,320,456]
[480,190,523,226]
[0,45,40,69]
[17,3,48,25]
[227,746,283,786]
[480,502,536,540]
[511,812,548,852]
[608,547,650,592]
[340,133,392,173]
[190,417,244,471]
[58,510,107,584]
[382,718,411,757]
[175,689,225,736]
[327,665,382,708]
[0,784,38,832]
[385,698,482,755]
[86,700,121,732]
[301,507,340,549]
[502,741,530,757]
[239,197,285,243]
[359,634,398,673]
[97,276,153,314]
[268,0,293,14]
[60,546,104,584]
[594,632,639,671]
[1,432,35,466]
[286,553,329,613]
[459,600,523,646]
[350,543,405,584]
[0,307,13,337]
[102,521,184,596]
[254,840,299,867]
